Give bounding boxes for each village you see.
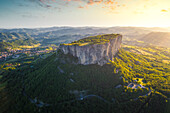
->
[0,47,57,62]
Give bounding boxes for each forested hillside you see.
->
[0,32,38,52]
[0,32,31,41]
[139,32,170,48]
[0,44,169,113]
[0,27,169,113]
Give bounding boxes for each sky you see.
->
[0,0,170,28]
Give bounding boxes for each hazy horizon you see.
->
[1,25,170,29]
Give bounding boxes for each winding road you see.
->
[22,66,152,107]
[80,94,111,103]
[22,85,152,108]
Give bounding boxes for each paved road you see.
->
[81,94,110,103]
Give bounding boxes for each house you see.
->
[127,83,146,89]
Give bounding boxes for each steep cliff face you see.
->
[59,34,122,66]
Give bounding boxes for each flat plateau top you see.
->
[61,34,121,46]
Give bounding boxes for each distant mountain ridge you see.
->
[0,27,170,48]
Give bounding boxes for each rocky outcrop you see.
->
[59,35,122,66]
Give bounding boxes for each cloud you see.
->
[27,0,54,8]
[161,9,168,12]
[26,0,123,10]
[78,6,84,8]
[84,0,118,6]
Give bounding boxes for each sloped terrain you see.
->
[0,45,169,113]
[139,32,170,48]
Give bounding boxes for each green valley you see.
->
[0,41,169,113]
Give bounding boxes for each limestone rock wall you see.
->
[59,35,122,66]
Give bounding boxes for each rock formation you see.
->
[59,34,122,66]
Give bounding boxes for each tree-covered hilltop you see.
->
[62,34,121,46]
[10,38,38,46]
[0,32,31,42]
[0,32,38,52]
[0,38,38,52]
[0,44,169,113]
[0,42,12,52]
